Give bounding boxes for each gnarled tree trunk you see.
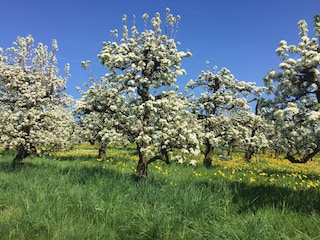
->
[135,144,148,179]
[12,145,29,169]
[135,145,170,179]
[245,147,255,162]
[98,144,107,161]
[245,99,259,162]
[286,147,320,163]
[203,140,214,168]
[227,144,233,157]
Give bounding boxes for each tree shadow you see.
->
[0,155,136,185]
[1,152,319,215]
[230,181,320,215]
[0,161,14,172]
[53,155,97,161]
[0,160,49,173]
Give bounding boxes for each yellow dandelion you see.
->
[249,177,256,183]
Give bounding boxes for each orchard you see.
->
[1,9,320,178]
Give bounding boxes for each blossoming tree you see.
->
[188,66,266,167]
[262,15,320,163]
[76,9,201,178]
[229,104,271,162]
[0,35,75,168]
[75,83,128,160]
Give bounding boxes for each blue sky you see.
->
[0,0,318,99]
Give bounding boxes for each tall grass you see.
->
[0,147,320,239]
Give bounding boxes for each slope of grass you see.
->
[0,146,320,239]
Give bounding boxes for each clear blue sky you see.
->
[0,0,318,99]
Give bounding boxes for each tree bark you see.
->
[12,145,29,169]
[227,144,233,157]
[245,147,255,162]
[147,149,170,165]
[245,99,259,162]
[98,144,107,160]
[135,144,148,179]
[286,147,320,163]
[203,140,214,168]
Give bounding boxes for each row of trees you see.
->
[1,9,319,178]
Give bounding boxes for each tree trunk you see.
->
[12,145,29,169]
[245,147,255,162]
[160,148,170,164]
[135,144,148,179]
[227,144,233,157]
[286,147,320,163]
[203,140,214,168]
[244,99,259,162]
[98,144,107,161]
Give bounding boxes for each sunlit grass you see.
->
[59,143,320,192]
[1,144,320,239]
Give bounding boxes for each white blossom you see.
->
[263,16,320,163]
[76,10,201,177]
[0,35,76,164]
[189,159,197,166]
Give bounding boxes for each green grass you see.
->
[0,147,320,239]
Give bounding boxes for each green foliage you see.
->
[0,146,320,239]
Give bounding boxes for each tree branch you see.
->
[286,146,320,163]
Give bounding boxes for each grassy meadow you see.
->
[0,144,320,239]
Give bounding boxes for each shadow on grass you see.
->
[60,164,138,185]
[230,181,320,215]
[53,155,97,161]
[0,158,59,173]
[0,149,134,182]
[232,166,320,214]
[0,161,14,172]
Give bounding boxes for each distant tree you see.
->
[0,35,75,168]
[76,9,201,178]
[75,87,127,161]
[233,103,271,162]
[262,15,320,163]
[188,65,265,167]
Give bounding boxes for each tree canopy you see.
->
[0,35,75,167]
[187,65,267,166]
[1,10,320,175]
[76,9,201,178]
[262,15,320,163]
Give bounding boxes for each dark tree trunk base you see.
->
[135,163,148,179]
[286,148,320,164]
[98,145,107,161]
[203,156,212,168]
[245,148,255,162]
[135,144,149,179]
[12,146,29,170]
[12,159,25,169]
[203,141,214,168]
